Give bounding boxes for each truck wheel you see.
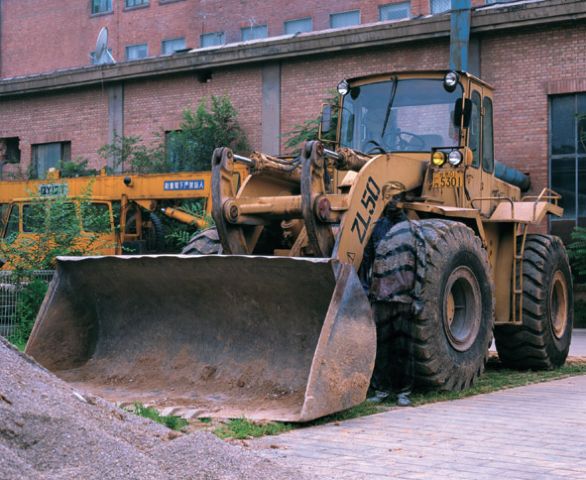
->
[144,212,165,253]
[376,219,494,391]
[181,227,222,255]
[494,235,573,369]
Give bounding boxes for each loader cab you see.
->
[329,71,506,215]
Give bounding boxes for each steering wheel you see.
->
[362,139,386,154]
[388,131,426,151]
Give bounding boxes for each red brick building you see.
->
[0,0,585,237]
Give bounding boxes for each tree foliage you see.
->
[96,96,249,174]
[568,227,586,278]
[282,91,339,154]
[98,134,168,174]
[0,184,111,271]
[166,95,250,171]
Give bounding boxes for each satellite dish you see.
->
[94,27,116,65]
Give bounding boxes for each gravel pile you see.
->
[0,338,311,480]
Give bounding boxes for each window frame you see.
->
[200,31,225,48]
[124,0,149,9]
[284,17,313,35]
[379,2,411,21]
[31,142,71,180]
[241,25,268,42]
[430,0,451,15]
[329,10,361,29]
[91,0,112,15]
[125,43,149,61]
[161,37,186,55]
[549,93,586,231]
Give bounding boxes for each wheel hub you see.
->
[443,266,482,352]
[550,270,569,339]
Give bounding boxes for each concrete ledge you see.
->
[0,0,584,98]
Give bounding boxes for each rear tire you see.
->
[181,227,222,255]
[494,234,573,369]
[375,219,495,391]
[144,212,165,253]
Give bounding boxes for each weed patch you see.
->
[212,358,586,440]
[214,418,294,440]
[127,403,188,431]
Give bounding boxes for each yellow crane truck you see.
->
[0,166,247,264]
[25,70,573,422]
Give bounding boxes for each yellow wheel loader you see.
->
[25,71,573,422]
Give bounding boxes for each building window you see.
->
[284,17,312,35]
[162,38,186,55]
[31,142,71,180]
[330,10,360,28]
[200,32,225,48]
[379,2,411,21]
[550,94,586,238]
[126,43,148,61]
[430,0,451,14]
[91,0,112,14]
[165,131,181,171]
[0,137,20,164]
[241,25,268,41]
[125,0,148,7]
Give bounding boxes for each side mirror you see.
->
[454,98,472,128]
[320,105,333,134]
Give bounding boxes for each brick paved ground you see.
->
[571,329,586,357]
[253,335,586,479]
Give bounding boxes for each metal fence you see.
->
[0,270,55,338]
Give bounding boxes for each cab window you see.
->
[82,203,112,233]
[482,97,494,173]
[469,91,481,168]
[4,205,19,238]
[22,204,45,233]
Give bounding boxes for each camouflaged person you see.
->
[360,189,426,406]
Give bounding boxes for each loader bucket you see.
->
[26,255,375,422]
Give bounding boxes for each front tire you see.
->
[374,219,495,391]
[494,234,573,369]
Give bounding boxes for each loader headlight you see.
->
[337,80,349,96]
[432,151,446,166]
[447,150,463,166]
[443,71,459,93]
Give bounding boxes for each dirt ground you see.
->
[0,337,312,480]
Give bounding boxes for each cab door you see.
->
[466,85,494,216]
[480,90,495,211]
[465,88,487,213]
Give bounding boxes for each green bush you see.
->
[166,95,250,171]
[162,199,214,252]
[282,91,339,154]
[568,227,586,278]
[98,134,168,174]
[7,277,49,350]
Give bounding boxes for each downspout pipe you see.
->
[449,0,472,72]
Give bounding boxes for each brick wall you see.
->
[0,0,486,79]
[1,18,585,236]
